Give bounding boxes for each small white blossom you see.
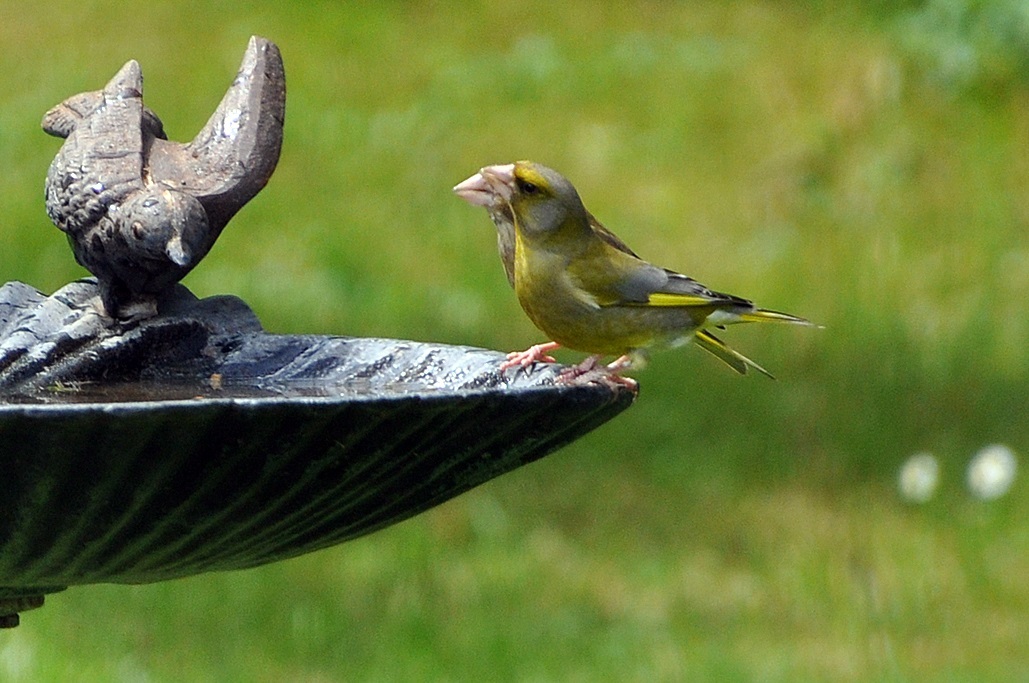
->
[967,444,1017,500]
[898,452,939,503]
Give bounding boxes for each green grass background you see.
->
[2,1,1027,680]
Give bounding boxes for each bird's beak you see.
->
[166,235,192,267]
[453,163,516,206]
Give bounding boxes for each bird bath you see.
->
[0,37,635,627]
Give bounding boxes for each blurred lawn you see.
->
[2,0,1028,680]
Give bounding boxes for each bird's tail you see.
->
[693,329,774,379]
[737,308,817,326]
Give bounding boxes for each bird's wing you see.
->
[587,212,640,258]
[566,247,733,318]
[566,233,750,311]
[646,270,753,308]
[567,246,667,306]
[566,213,756,311]
[580,212,747,308]
[594,248,751,309]
[148,37,285,233]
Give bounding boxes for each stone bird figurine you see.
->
[42,36,285,320]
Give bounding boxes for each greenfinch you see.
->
[454,161,814,380]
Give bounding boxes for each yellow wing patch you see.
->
[645,292,720,307]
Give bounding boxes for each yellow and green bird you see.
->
[454,160,814,380]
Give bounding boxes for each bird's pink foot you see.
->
[605,355,633,373]
[500,341,561,370]
[598,373,639,391]
[556,355,600,382]
[557,354,639,390]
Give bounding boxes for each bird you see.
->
[453,160,815,382]
[42,59,210,320]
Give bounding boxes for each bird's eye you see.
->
[518,179,539,195]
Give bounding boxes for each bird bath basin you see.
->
[0,281,635,627]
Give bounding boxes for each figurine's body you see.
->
[43,61,209,318]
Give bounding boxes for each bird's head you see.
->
[454,161,589,240]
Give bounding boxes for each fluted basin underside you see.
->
[0,384,628,590]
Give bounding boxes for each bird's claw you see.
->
[605,355,633,373]
[554,355,639,391]
[500,341,561,371]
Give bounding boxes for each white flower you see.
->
[967,444,1018,500]
[898,452,939,503]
